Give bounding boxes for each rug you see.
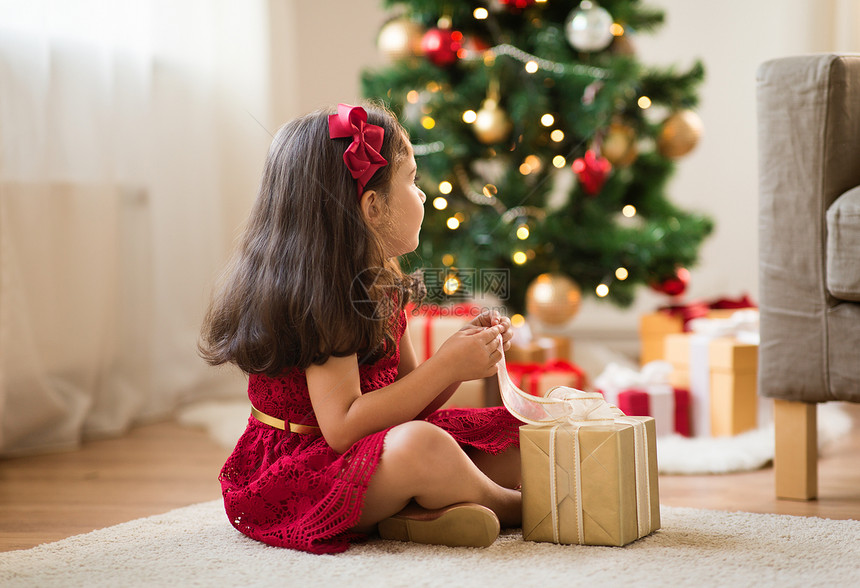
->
[1,500,858,587]
[177,400,854,475]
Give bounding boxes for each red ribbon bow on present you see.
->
[507,359,586,396]
[328,103,388,199]
[659,294,757,331]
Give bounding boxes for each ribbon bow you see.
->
[328,103,388,198]
[545,387,624,422]
[496,334,623,425]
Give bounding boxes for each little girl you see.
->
[199,103,523,554]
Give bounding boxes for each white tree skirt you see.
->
[655,401,852,474]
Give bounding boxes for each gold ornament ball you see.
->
[526,273,582,325]
[610,33,636,56]
[602,122,638,167]
[377,18,424,60]
[657,110,703,158]
[473,98,513,144]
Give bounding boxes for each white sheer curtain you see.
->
[0,0,265,455]
[832,0,860,51]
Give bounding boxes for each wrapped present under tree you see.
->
[663,310,767,437]
[638,295,756,365]
[595,361,690,437]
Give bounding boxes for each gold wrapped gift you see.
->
[664,333,759,437]
[520,416,660,546]
[498,348,660,546]
[406,305,487,408]
[506,339,555,364]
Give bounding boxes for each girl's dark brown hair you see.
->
[199,103,420,375]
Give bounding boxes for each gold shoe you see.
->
[377,502,500,548]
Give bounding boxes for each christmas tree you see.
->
[362,0,712,316]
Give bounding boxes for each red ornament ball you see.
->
[652,267,691,297]
[421,28,463,67]
[498,0,537,10]
[457,34,490,60]
[572,149,612,195]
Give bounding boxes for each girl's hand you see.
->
[434,324,505,382]
[467,310,513,351]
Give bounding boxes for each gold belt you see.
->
[250,406,322,435]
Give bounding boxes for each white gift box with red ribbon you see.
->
[594,361,690,437]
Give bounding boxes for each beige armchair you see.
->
[757,54,860,500]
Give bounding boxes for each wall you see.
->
[268,0,386,126]
[244,0,860,361]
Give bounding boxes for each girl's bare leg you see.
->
[351,420,521,533]
[466,446,521,490]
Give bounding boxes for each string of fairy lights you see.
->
[415,81,655,301]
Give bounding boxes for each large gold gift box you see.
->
[664,334,758,436]
[639,309,738,365]
[520,417,660,546]
[505,338,556,364]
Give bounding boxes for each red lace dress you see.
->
[219,310,522,554]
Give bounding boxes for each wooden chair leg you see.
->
[774,399,817,500]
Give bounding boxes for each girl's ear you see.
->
[359,190,383,226]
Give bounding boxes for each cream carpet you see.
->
[2,500,858,587]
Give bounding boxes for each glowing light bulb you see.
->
[473,7,489,19]
[433,197,448,210]
[442,253,455,266]
[421,116,436,129]
[550,129,565,142]
[596,283,610,297]
[406,90,420,104]
[638,96,652,109]
[462,109,477,124]
[524,154,541,172]
[525,60,539,74]
[443,275,461,295]
[552,155,566,168]
[446,217,460,230]
[438,181,453,194]
[513,251,528,265]
[615,267,629,280]
[622,205,637,217]
[610,23,624,36]
[516,225,530,240]
[541,114,555,127]
[511,313,526,328]
[482,184,498,198]
[519,163,532,175]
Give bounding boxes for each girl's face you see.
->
[380,141,425,257]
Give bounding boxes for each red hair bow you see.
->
[328,103,388,199]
